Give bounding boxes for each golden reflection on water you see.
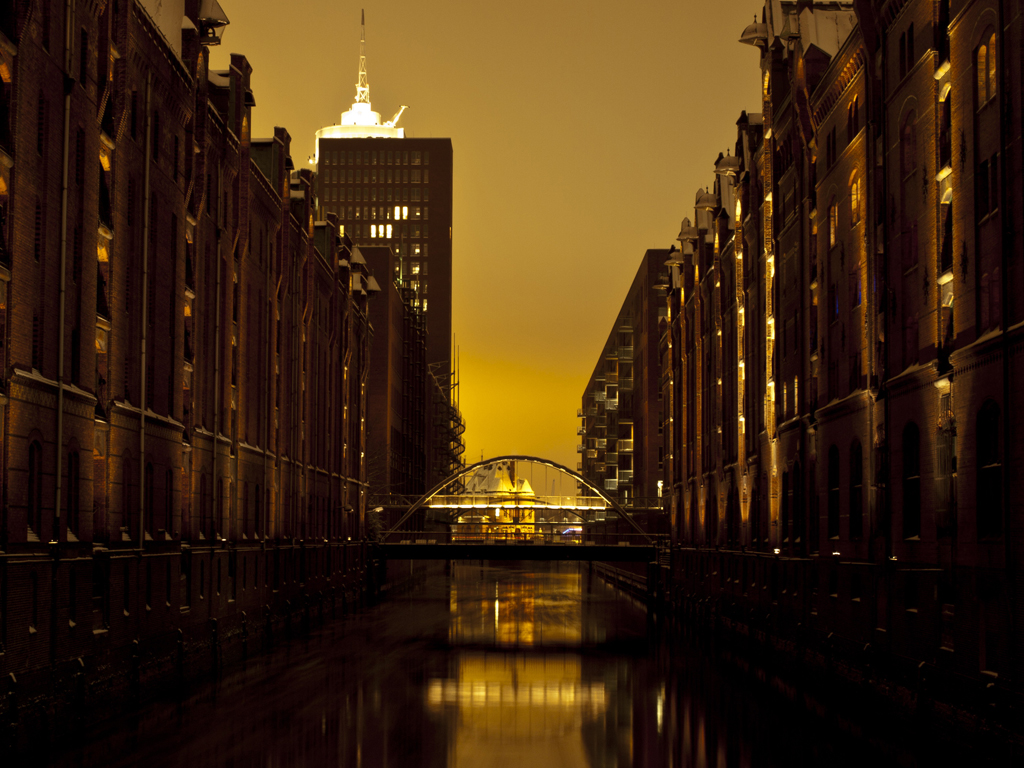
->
[447,563,583,646]
[435,565,607,767]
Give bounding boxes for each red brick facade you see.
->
[663,0,1024,705]
[0,1,377,705]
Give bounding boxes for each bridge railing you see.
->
[369,494,666,512]
[380,529,667,548]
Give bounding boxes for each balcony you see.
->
[586,449,597,459]
[606,398,618,411]
[577,407,583,417]
[618,439,633,452]
[618,346,633,360]
[619,470,634,484]
[604,452,617,464]
[577,426,585,435]
[597,438,606,450]
[604,478,618,491]
[619,377,633,390]
[576,444,584,453]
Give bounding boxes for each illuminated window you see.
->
[411,263,420,275]
[849,173,861,225]
[828,200,838,248]
[394,205,401,220]
[412,207,421,220]
[977,32,997,106]
[371,224,377,238]
[422,299,428,312]
[402,206,408,220]
[386,224,392,238]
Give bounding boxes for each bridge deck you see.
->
[379,541,658,562]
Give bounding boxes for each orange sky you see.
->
[211,0,763,470]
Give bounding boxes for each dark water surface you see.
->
[50,562,988,767]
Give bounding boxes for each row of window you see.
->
[324,168,428,184]
[332,221,431,245]
[332,206,430,225]
[822,402,1002,543]
[320,149,430,166]
[323,185,429,203]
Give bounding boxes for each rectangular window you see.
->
[977,159,989,216]
[79,29,88,85]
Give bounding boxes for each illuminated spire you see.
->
[315,9,407,145]
[355,9,370,104]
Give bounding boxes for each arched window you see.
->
[67,448,80,537]
[901,114,917,178]
[902,422,921,539]
[939,85,953,170]
[849,440,863,538]
[123,453,134,539]
[977,32,997,107]
[781,470,790,544]
[144,462,154,534]
[828,446,840,539]
[28,440,43,535]
[793,463,804,548]
[849,172,861,225]
[165,467,173,535]
[828,199,838,249]
[749,484,760,549]
[977,401,1002,537]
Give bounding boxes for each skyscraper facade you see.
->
[313,16,454,377]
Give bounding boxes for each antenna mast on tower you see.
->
[356,9,370,104]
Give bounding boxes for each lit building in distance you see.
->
[313,13,453,378]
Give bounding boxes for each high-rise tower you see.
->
[314,13,453,380]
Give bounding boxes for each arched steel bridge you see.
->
[378,455,663,563]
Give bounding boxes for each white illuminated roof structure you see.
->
[315,10,408,160]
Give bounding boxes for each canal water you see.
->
[51,562,986,767]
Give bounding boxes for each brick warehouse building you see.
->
[0,0,381,726]
[661,0,1024,717]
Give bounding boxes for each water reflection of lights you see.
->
[426,679,607,710]
[449,567,583,646]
